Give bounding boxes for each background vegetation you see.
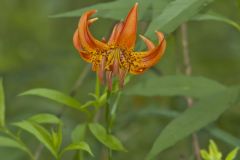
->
[0,0,240,160]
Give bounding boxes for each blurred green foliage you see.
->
[0,0,240,160]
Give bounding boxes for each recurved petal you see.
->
[139,35,155,50]
[73,29,92,62]
[78,10,108,51]
[108,22,124,45]
[73,18,99,51]
[116,3,138,49]
[130,31,166,75]
[73,29,81,52]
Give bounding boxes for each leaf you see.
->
[88,123,127,152]
[126,76,226,98]
[145,0,214,35]
[0,78,5,128]
[19,88,84,111]
[137,107,180,119]
[192,12,240,31]
[146,88,239,160]
[50,0,150,20]
[61,142,94,157]
[200,150,210,160]
[13,120,57,158]
[51,124,63,151]
[29,113,62,124]
[0,136,29,153]
[71,124,87,143]
[225,148,239,160]
[208,127,240,147]
[209,140,222,159]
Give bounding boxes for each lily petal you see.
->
[130,31,166,74]
[73,29,92,62]
[108,22,124,45]
[117,3,138,49]
[139,34,155,50]
[78,10,108,51]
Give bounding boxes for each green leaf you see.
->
[0,136,29,153]
[226,148,239,160]
[136,107,180,119]
[51,124,62,152]
[209,140,222,159]
[145,0,214,35]
[61,142,94,157]
[238,0,240,10]
[88,123,127,152]
[28,113,62,124]
[192,12,240,31]
[146,88,239,160]
[200,150,210,159]
[19,88,84,111]
[71,124,87,143]
[50,0,150,20]
[13,120,57,158]
[208,127,240,147]
[0,78,5,128]
[126,76,226,98]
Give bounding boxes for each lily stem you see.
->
[180,23,201,160]
[105,90,113,160]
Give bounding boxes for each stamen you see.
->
[106,71,113,90]
[112,57,119,76]
[118,69,128,88]
[97,56,106,84]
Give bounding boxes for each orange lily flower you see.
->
[73,3,166,90]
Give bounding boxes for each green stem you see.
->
[105,90,112,160]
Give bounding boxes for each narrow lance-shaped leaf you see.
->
[61,142,94,157]
[146,88,239,160]
[88,123,127,152]
[50,0,150,20]
[13,120,58,158]
[0,78,5,128]
[29,113,62,124]
[192,12,240,32]
[225,148,239,160]
[71,124,87,143]
[0,136,29,154]
[19,88,84,111]
[208,127,240,147]
[126,76,226,98]
[145,0,214,36]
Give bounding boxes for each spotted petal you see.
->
[73,29,92,62]
[130,32,166,74]
[78,10,108,52]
